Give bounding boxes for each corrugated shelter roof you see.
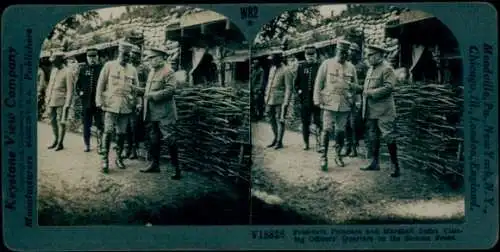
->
[178,10,227,29]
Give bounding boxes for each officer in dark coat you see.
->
[294,45,322,151]
[360,44,400,178]
[75,48,104,153]
[123,46,149,159]
[137,47,181,179]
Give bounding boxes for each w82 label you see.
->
[240,6,259,26]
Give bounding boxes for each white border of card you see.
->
[2,3,498,251]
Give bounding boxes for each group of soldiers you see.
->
[37,41,183,179]
[252,39,401,178]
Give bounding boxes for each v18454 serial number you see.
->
[252,230,286,240]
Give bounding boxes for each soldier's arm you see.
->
[283,69,293,107]
[369,67,396,100]
[149,72,176,101]
[95,62,110,107]
[64,68,74,108]
[294,65,301,93]
[258,69,266,92]
[37,70,47,95]
[133,69,142,106]
[75,67,84,96]
[350,65,363,93]
[313,60,327,105]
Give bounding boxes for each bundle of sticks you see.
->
[162,86,251,184]
[392,82,464,179]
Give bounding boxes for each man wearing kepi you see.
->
[294,45,322,151]
[360,44,400,178]
[138,47,181,180]
[313,40,359,171]
[96,41,140,173]
[264,52,293,150]
[45,52,74,151]
[75,48,104,153]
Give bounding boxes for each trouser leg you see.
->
[169,143,181,179]
[300,105,312,150]
[266,105,278,147]
[141,122,161,173]
[344,112,353,156]
[48,107,59,149]
[361,119,380,171]
[388,141,400,177]
[82,108,92,151]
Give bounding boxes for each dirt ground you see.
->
[250,122,465,225]
[37,122,249,226]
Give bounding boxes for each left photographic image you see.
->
[37,5,252,226]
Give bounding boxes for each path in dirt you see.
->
[37,122,248,226]
[251,122,464,224]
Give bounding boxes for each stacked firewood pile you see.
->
[391,82,464,179]
[167,86,251,185]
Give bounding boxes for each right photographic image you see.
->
[250,4,465,224]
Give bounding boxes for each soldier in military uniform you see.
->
[264,52,294,150]
[251,59,265,121]
[37,63,47,121]
[313,40,360,171]
[45,52,74,151]
[294,45,322,151]
[96,41,140,173]
[75,48,104,153]
[136,47,181,180]
[123,46,149,160]
[359,44,400,178]
[343,43,365,157]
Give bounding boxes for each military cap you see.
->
[167,51,179,63]
[267,50,283,60]
[336,39,352,51]
[86,47,99,56]
[49,51,65,62]
[144,47,168,60]
[350,43,360,51]
[118,41,135,52]
[131,45,141,54]
[303,45,317,55]
[365,44,388,54]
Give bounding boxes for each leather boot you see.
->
[169,144,181,180]
[48,117,59,149]
[129,145,138,160]
[101,133,111,173]
[96,130,103,154]
[343,144,352,157]
[388,142,400,177]
[361,139,380,171]
[115,134,126,169]
[334,131,345,167]
[350,144,358,157]
[141,142,160,173]
[48,140,58,149]
[54,125,66,151]
[302,124,310,150]
[274,122,285,149]
[267,118,278,148]
[320,131,330,171]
